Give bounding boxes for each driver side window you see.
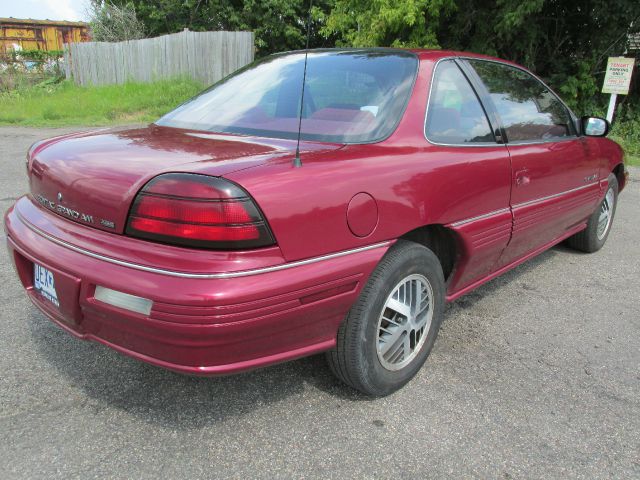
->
[468,60,576,143]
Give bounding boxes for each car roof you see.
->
[409,49,523,68]
[275,47,524,70]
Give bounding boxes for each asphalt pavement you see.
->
[1,126,639,479]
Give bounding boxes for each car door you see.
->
[465,59,601,268]
[424,59,512,293]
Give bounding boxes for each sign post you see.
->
[602,57,636,124]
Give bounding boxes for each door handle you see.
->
[515,169,530,187]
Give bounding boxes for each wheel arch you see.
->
[612,163,626,192]
[399,224,459,282]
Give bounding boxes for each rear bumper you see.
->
[5,196,389,375]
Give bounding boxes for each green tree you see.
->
[322,0,456,48]
[109,0,333,56]
[437,0,640,112]
[323,0,639,113]
[105,0,639,115]
[88,1,146,42]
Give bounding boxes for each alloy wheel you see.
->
[597,187,615,240]
[376,274,434,371]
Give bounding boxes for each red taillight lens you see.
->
[134,196,254,224]
[126,173,274,249]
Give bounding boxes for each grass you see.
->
[624,154,640,166]
[610,127,640,167]
[0,77,204,127]
[608,105,640,166]
[613,141,640,166]
[611,137,640,166]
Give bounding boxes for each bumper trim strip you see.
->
[15,210,391,279]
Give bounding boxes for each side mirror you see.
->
[582,116,609,137]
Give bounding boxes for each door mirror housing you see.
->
[582,116,609,137]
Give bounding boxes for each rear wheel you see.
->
[567,173,619,253]
[326,240,445,396]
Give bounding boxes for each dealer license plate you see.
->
[34,263,59,308]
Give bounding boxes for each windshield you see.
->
[156,50,418,143]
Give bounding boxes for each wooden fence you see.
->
[64,29,254,86]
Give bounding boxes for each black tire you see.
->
[326,240,445,396]
[567,173,619,253]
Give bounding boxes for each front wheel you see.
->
[567,173,619,253]
[326,240,445,396]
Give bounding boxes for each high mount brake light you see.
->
[125,173,275,249]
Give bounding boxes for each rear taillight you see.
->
[125,173,274,249]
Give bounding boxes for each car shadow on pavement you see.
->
[28,311,372,429]
[28,244,574,428]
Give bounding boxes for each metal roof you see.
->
[0,17,88,27]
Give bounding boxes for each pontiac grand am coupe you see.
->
[5,49,627,396]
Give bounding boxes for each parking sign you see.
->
[602,57,636,95]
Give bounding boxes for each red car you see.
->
[5,49,627,396]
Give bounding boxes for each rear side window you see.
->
[425,60,495,145]
[469,60,576,142]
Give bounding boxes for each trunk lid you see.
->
[29,125,341,234]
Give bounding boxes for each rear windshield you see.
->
[156,51,418,143]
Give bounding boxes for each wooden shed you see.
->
[0,17,89,54]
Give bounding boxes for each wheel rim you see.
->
[376,274,434,371]
[596,187,615,240]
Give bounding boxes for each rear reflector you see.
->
[94,286,152,315]
[125,173,274,250]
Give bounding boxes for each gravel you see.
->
[1,126,639,479]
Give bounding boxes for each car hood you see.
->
[28,125,342,234]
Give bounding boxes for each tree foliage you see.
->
[109,0,334,56]
[435,0,640,113]
[323,0,455,48]
[323,0,639,114]
[97,0,639,115]
[88,1,146,42]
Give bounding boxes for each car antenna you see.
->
[293,0,313,168]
